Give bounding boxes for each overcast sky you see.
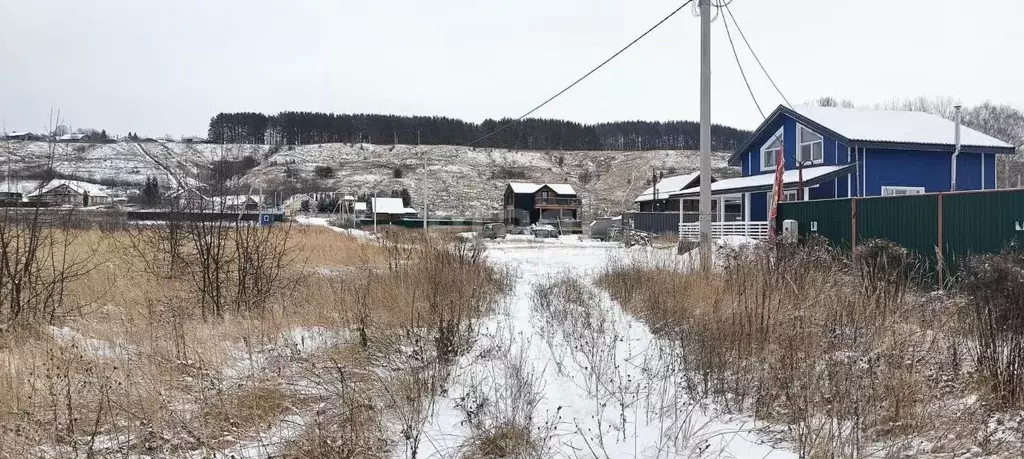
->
[1,0,1022,137]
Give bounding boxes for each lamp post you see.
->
[797,159,814,201]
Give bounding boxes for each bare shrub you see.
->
[0,208,96,328]
[960,247,1024,408]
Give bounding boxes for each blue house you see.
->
[670,105,1016,227]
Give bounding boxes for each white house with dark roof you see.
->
[668,104,1016,240]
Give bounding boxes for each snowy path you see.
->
[412,238,796,459]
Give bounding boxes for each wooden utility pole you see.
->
[698,0,713,266]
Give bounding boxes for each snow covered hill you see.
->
[2,140,735,217]
[244,143,735,217]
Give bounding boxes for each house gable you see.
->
[738,113,849,177]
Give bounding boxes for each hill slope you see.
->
[2,140,737,216]
[243,143,735,217]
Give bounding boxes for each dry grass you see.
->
[0,222,510,457]
[598,241,997,457]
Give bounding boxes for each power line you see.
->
[721,9,765,119]
[468,0,696,147]
[723,3,792,108]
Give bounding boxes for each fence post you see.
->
[850,197,857,250]
[937,193,944,288]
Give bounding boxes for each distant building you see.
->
[210,195,264,212]
[369,197,411,222]
[181,135,206,143]
[282,193,315,216]
[57,133,87,142]
[27,179,112,207]
[166,188,209,210]
[633,172,717,213]
[502,182,581,227]
[1,132,31,141]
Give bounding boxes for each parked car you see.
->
[532,224,558,239]
[478,223,507,239]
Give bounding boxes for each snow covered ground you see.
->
[410,237,794,458]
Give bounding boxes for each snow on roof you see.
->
[792,105,1014,148]
[29,179,109,198]
[57,133,87,141]
[507,182,576,195]
[370,197,406,214]
[211,195,262,206]
[670,165,851,197]
[508,182,541,193]
[353,202,368,211]
[634,172,699,203]
[3,131,30,137]
[402,207,418,214]
[545,183,576,195]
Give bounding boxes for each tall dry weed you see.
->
[599,240,967,457]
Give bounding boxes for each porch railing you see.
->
[535,197,582,207]
[678,221,770,241]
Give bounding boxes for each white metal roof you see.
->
[28,179,109,198]
[353,202,368,211]
[507,182,576,195]
[792,105,1013,148]
[634,172,699,203]
[670,165,849,198]
[508,182,541,193]
[545,183,576,195]
[370,197,406,214]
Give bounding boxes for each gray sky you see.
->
[1,0,1022,138]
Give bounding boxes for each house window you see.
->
[783,190,798,202]
[761,129,783,171]
[797,125,823,164]
[881,186,926,196]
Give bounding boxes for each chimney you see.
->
[951,105,962,191]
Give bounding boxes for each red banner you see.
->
[768,134,785,242]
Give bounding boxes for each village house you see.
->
[634,172,718,215]
[503,182,581,227]
[668,104,1017,240]
[368,197,415,223]
[0,132,32,141]
[211,195,264,212]
[166,188,209,210]
[27,179,112,207]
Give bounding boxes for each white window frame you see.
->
[881,186,926,196]
[796,124,824,165]
[760,128,783,172]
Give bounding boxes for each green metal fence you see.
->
[777,189,1024,284]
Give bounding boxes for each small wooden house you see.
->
[503,182,581,227]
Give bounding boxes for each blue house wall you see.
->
[732,110,1007,222]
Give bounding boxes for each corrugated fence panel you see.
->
[778,199,852,249]
[857,194,941,273]
[942,189,1024,276]
[623,212,681,235]
[776,189,1024,284]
